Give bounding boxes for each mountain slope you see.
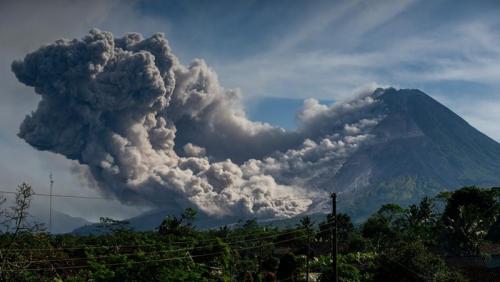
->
[334,88,500,220]
[72,88,500,231]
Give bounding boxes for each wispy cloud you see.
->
[218,19,500,97]
[209,1,500,141]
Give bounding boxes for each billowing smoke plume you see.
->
[12,29,385,218]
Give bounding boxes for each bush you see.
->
[373,241,465,282]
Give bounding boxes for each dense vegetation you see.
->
[0,184,498,281]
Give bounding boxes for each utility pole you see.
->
[306,222,311,282]
[49,173,54,234]
[258,242,263,275]
[331,192,338,282]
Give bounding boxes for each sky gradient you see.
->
[1,0,500,222]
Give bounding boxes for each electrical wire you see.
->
[4,231,325,272]
[5,227,311,262]
[0,189,320,203]
[3,206,340,254]
[1,226,310,253]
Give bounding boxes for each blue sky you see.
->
[132,0,500,132]
[0,0,500,221]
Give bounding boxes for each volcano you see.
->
[331,88,500,220]
[74,87,500,232]
[11,31,500,231]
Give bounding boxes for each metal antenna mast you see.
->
[49,173,54,233]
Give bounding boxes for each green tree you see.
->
[158,207,198,236]
[318,213,364,253]
[261,256,279,278]
[402,197,438,242]
[0,183,45,281]
[441,187,499,255]
[373,241,465,282]
[405,197,435,228]
[181,207,197,227]
[318,213,351,239]
[362,204,405,249]
[317,253,376,282]
[277,252,298,281]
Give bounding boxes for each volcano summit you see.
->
[12,30,500,226]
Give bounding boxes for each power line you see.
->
[3,226,309,253]
[0,189,321,203]
[1,201,341,253]
[4,232,325,272]
[0,190,105,200]
[3,221,336,271]
[3,215,341,253]
[368,245,432,281]
[8,228,315,264]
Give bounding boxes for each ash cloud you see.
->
[12,29,385,218]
